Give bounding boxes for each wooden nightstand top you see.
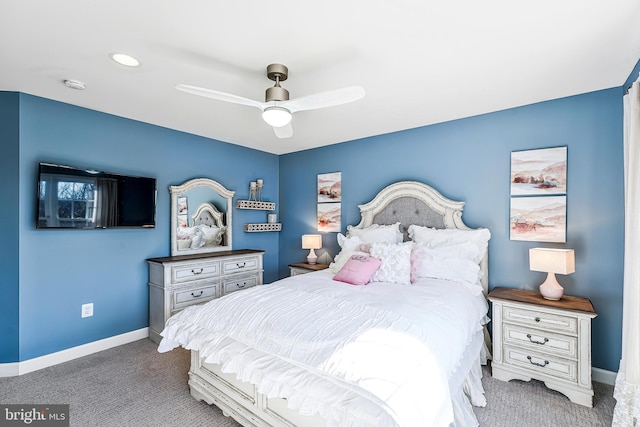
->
[288,263,330,271]
[488,287,596,316]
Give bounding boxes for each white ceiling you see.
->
[2,1,640,155]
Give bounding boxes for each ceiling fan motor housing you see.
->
[265,63,290,102]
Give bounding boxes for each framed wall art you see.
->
[510,195,566,243]
[317,203,341,233]
[511,146,567,196]
[318,172,342,202]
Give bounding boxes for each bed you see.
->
[175,202,227,250]
[158,181,491,427]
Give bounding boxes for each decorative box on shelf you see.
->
[236,200,276,211]
[243,223,282,232]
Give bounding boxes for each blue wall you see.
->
[0,92,20,362]
[279,88,625,372]
[3,92,279,362]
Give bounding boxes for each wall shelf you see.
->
[236,200,275,211]
[244,223,282,232]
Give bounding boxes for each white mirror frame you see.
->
[170,178,235,256]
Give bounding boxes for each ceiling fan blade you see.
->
[175,84,265,110]
[273,122,293,139]
[286,86,365,113]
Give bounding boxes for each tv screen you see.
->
[37,162,157,229]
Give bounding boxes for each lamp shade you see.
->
[529,248,575,274]
[302,234,322,250]
[529,248,575,300]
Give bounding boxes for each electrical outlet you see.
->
[81,303,93,318]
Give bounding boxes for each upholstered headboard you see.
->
[192,202,224,228]
[352,181,489,294]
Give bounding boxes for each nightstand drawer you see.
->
[503,305,577,335]
[172,262,220,283]
[223,275,259,295]
[504,345,577,382]
[222,256,260,275]
[503,324,577,358]
[174,283,219,309]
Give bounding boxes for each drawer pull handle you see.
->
[526,334,549,345]
[236,282,246,289]
[191,290,204,298]
[236,262,246,268]
[527,356,549,368]
[534,317,541,322]
[191,268,204,275]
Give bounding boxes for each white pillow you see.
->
[408,226,490,263]
[199,225,224,246]
[369,242,413,285]
[190,227,206,249]
[346,222,403,244]
[329,233,368,274]
[411,243,483,290]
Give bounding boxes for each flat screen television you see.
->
[37,162,157,229]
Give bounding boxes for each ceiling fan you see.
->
[175,64,365,139]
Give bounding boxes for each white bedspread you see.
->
[158,270,488,427]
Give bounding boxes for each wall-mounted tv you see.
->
[37,162,157,229]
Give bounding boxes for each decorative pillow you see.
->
[407,226,491,263]
[346,222,403,245]
[200,225,224,246]
[369,242,413,285]
[329,233,370,274]
[411,243,483,288]
[177,239,192,250]
[190,227,206,249]
[333,255,382,286]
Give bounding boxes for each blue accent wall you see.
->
[2,92,279,362]
[279,88,625,372]
[0,92,20,362]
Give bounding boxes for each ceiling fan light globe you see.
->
[262,106,292,128]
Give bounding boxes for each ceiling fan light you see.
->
[262,106,292,128]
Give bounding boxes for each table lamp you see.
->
[302,234,322,265]
[529,248,575,300]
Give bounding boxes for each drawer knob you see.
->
[527,355,549,368]
[236,262,246,268]
[526,334,549,345]
[236,282,246,289]
[535,317,541,322]
[191,268,204,275]
[191,290,204,298]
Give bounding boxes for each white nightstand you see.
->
[488,287,597,407]
[288,263,329,276]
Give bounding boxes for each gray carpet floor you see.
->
[0,338,615,426]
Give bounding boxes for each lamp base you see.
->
[306,249,318,265]
[539,272,564,300]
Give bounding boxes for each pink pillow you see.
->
[333,255,381,286]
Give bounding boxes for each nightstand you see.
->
[488,287,597,407]
[288,263,329,276]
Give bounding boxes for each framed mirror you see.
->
[170,178,235,256]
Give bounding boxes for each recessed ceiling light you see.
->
[63,79,86,90]
[110,53,140,67]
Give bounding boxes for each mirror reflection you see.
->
[170,178,235,256]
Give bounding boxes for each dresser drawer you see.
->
[174,283,219,309]
[503,323,577,358]
[503,345,577,382]
[223,275,259,295]
[172,261,220,283]
[222,256,260,275]
[503,305,577,335]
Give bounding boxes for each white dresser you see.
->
[147,249,264,344]
[488,287,597,407]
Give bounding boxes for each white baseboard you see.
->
[592,367,617,386]
[0,328,149,377]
